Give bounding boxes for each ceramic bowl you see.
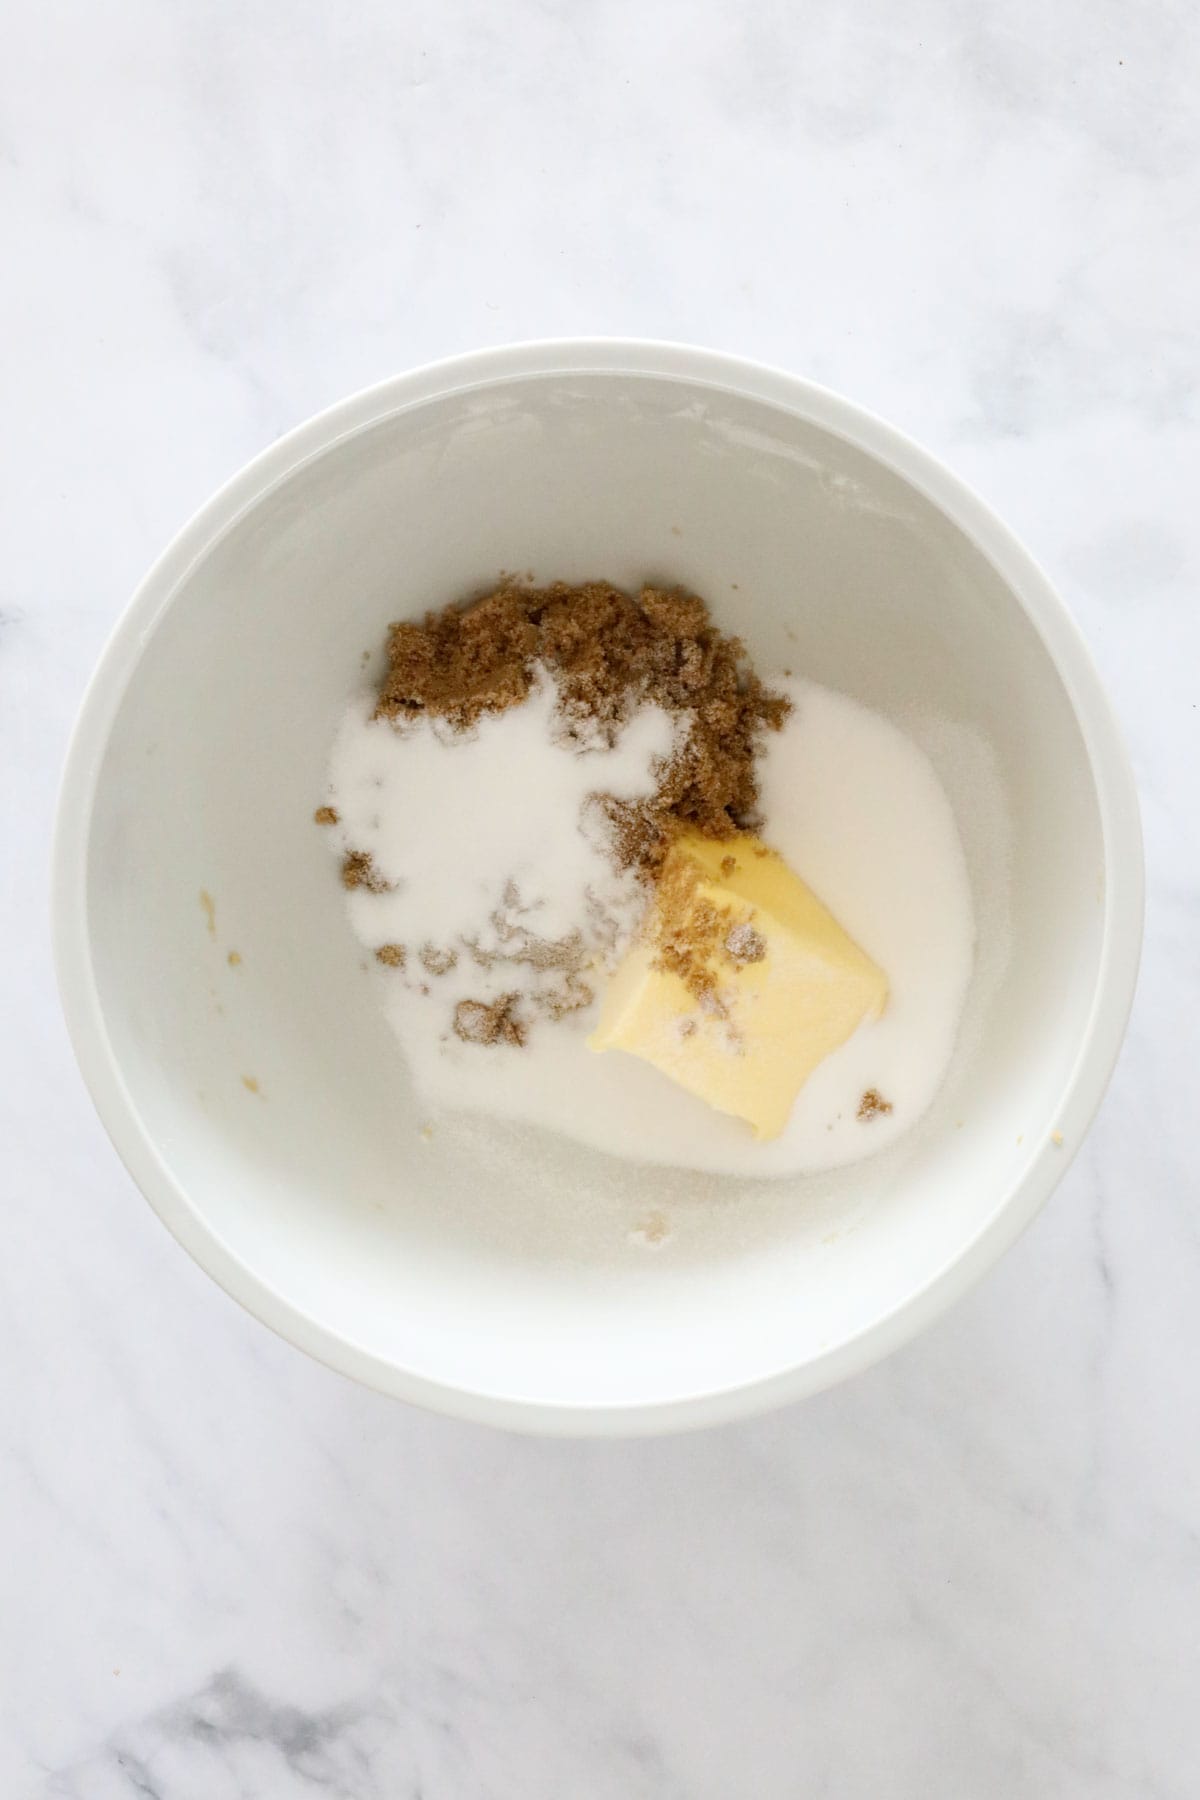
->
[53,341,1143,1433]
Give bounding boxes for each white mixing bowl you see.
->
[53,341,1143,1434]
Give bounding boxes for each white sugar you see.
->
[325,672,674,1031]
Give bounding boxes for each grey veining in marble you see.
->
[4,1,1199,1795]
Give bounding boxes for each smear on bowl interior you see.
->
[316,580,975,1177]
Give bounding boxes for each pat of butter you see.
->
[588,833,887,1139]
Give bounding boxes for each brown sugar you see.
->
[375,943,406,967]
[375,580,789,877]
[341,849,390,893]
[725,923,766,966]
[314,806,339,825]
[644,842,767,1009]
[419,944,458,976]
[657,896,729,1005]
[532,972,595,1021]
[857,1089,893,1121]
[453,994,527,1047]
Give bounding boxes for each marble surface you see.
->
[4,1,1198,1793]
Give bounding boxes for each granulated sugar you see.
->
[324,673,676,1037]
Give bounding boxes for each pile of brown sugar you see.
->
[375,580,789,877]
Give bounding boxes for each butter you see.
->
[588,833,887,1139]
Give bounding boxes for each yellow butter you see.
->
[588,833,887,1139]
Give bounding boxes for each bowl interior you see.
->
[81,368,1107,1417]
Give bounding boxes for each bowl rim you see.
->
[51,337,1145,1436]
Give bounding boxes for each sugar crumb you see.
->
[453,994,526,1047]
[725,922,766,966]
[420,943,458,976]
[342,849,390,892]
[630,1211,671,1247]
